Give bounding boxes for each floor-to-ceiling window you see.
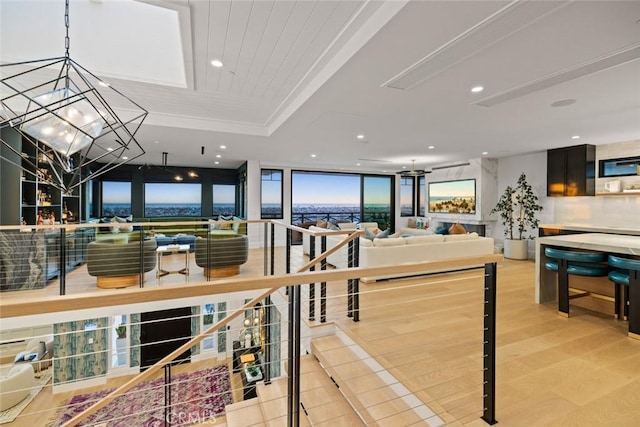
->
[362,175,393,230]
[400,176,415,216]
[291,171,394,229]
[291,171,361,224]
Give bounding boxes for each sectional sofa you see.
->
[304,226,494,282]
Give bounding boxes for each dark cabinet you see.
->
[547,144,595,197]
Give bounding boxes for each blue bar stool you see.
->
[544,247,609,317]
[608,255,640,340]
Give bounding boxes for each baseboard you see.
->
[53,375,107,394]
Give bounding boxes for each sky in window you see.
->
[145,183,201,203]
[213,184,235,203]
[103,181,131,203]
[292,173,360,205]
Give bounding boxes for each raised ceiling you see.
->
[1,0,639,172]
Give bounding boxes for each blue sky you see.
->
[290,173,392,205]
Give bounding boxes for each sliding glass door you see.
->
[362,175,393,230]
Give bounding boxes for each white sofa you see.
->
[358,233,495,282]
[0,363,35,411]
[13,335,53,372]
[303,228,494,282]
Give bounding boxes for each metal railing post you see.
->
[264,295,272,385]
[270,223,275,276]
[164,363,172,426]
[320,236,327,323]
[287,284,301,427]
[263,222,269,277]
[139,229,145,287]
[482,262,498,425]
[353,236,360,322]
[59,228,66,295]
[347,239,354,318]
[309,235,316,321]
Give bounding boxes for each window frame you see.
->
[261,169,284,219]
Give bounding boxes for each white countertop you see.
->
[539,224,640,236]
[537,233,640,256]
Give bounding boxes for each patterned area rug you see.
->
[0,367,52,424]
[50,364,232,426]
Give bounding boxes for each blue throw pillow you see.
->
[364,229,377,240]
[435,227,449,235]
[376,229,390,239]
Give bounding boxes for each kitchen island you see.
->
[536,233,640,339]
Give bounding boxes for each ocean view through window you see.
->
[291,171,394,229]
[213,184,236,216]
[144,183,202,217]
[102,181,131,217]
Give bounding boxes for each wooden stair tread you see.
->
[225,397,265,426]
[311,334,438,426]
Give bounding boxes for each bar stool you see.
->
[544,247,609,317]
[608,255,640,339]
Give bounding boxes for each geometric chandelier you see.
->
[0,0,147,194]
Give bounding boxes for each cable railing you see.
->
[0,220,500,426]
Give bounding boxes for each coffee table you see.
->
[156,244,190,281]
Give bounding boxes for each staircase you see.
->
[225,354,363,426]
[311,331,445,427]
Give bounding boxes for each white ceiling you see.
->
[1,0,639,173]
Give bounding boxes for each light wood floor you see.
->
[3,252,640,426]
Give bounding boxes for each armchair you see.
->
[87,238,157,288]
[0,364,35,411]
[195,235,248,278]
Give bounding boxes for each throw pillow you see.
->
[435,226,449,235]
[220,221,233,230]
[327,222,340,231]
[316,220,328,228]
[449,223,467,234]
[364,228,377,240]
[376,229,390,239]
[407,218,417,228]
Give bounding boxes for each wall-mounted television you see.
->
[428,179,476,214]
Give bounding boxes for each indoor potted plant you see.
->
[491,172,543,259]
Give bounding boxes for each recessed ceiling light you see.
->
[356,163,361,166]
[98,81,110,87]
[154,140,159,144]
[471,85,484,93]
[311,154,316,158]
[214,161,219,165]
[402,166,406,169]
[551,99,576,107]
[216,154,221,158]
[211,59,223,68]
[107,147,113,151]
[571,135,580,139]
[482,151,489,155]
[428,145,435,149]
[220,145,226,149]
[356,134,365,139]
[122,156,128,160]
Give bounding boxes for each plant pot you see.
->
[504,239,528,260]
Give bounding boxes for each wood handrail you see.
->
[0,253,503,319]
